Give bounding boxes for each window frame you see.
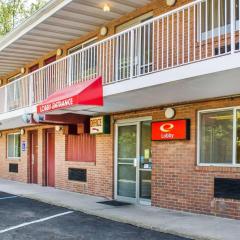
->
[7,132,21,160]
[7,73,22,83]
[197,106,240,167]
[7,73,22,103]
[67,37,98,55]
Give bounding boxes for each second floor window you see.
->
[115,12,153,79]
[68,37,97,55]
[68,37,98,82]
[8,73,22,83]
[7,73,22,111]
[200,0,239,38]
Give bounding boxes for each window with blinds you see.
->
[66,134,96,162]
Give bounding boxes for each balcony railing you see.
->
[0,0,239,114]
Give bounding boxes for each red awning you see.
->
[37,76,103,114]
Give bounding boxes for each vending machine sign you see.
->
[152,119,190,141]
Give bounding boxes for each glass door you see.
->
[116,121,152,203]
[117,124,138,201]
[139,121,152,203]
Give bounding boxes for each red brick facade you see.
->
[1,97,240,220]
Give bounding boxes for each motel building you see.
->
[1,0,240,220]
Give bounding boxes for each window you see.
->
[7,74,22,111]
[199,0,239,39]
[68,37,97,54]
[116,12,153,33]
[236,110,240,164]
[7,133,21,159]
[8,73,22,83]
[115,12,153,79]
[68,37,98,82]
[198,107,240,166]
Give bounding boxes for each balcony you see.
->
[1,0,240,120]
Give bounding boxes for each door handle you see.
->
[133,158,137,167]
[32,154,34,165]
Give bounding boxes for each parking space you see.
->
[0,192,18,199]
[0,192,190,240]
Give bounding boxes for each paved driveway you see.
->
[0,192,190,240]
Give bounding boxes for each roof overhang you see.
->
[0,0,151,77]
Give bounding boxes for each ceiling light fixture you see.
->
[103,4,110,12]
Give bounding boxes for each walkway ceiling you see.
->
[0,0,151,76]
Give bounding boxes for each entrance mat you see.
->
[97,200,132,207]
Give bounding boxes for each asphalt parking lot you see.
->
[0,191,191,240]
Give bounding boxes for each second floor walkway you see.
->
[1,0,240,121]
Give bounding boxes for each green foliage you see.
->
[0,0,47,36]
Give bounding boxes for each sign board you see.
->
[90,116,110,134]
[37,97,74,114]
[152,119,190,141]
[21,141,27,152]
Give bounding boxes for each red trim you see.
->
[37,76,103,114]
[29,64,39,73]
[44,55,56,66]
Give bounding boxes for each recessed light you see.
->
[103,4,110,12]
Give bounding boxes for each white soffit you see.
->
[0,0,151,76]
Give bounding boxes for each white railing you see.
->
[0,0,239,114]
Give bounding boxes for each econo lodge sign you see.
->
[151,119,190,141]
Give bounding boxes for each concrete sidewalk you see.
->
[0,179,239,240]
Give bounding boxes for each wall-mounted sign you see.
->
[90,116,110,134]
[38,97,74,114]
[152,119,190,141]
[22,141,27,152]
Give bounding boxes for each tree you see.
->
[0,0,47,36]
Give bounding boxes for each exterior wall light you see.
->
[103,4,110,12]
[22,113,32,124]
[20,67,26,74]
[100,26,108,36]
[55,125,63,132]
[166,0,176,6]
[56,48,63,56]
[165,108,176,119]
[20,129,25,135]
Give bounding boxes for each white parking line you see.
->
[0,196,18,200]
[0,211,73,234]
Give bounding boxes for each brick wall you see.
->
[1,96,240,219]
[54,127,113,199]
[0,130,27,182]
[113,96,240,220]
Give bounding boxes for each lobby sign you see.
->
[152,119,190,141]
[90,116,110,134]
